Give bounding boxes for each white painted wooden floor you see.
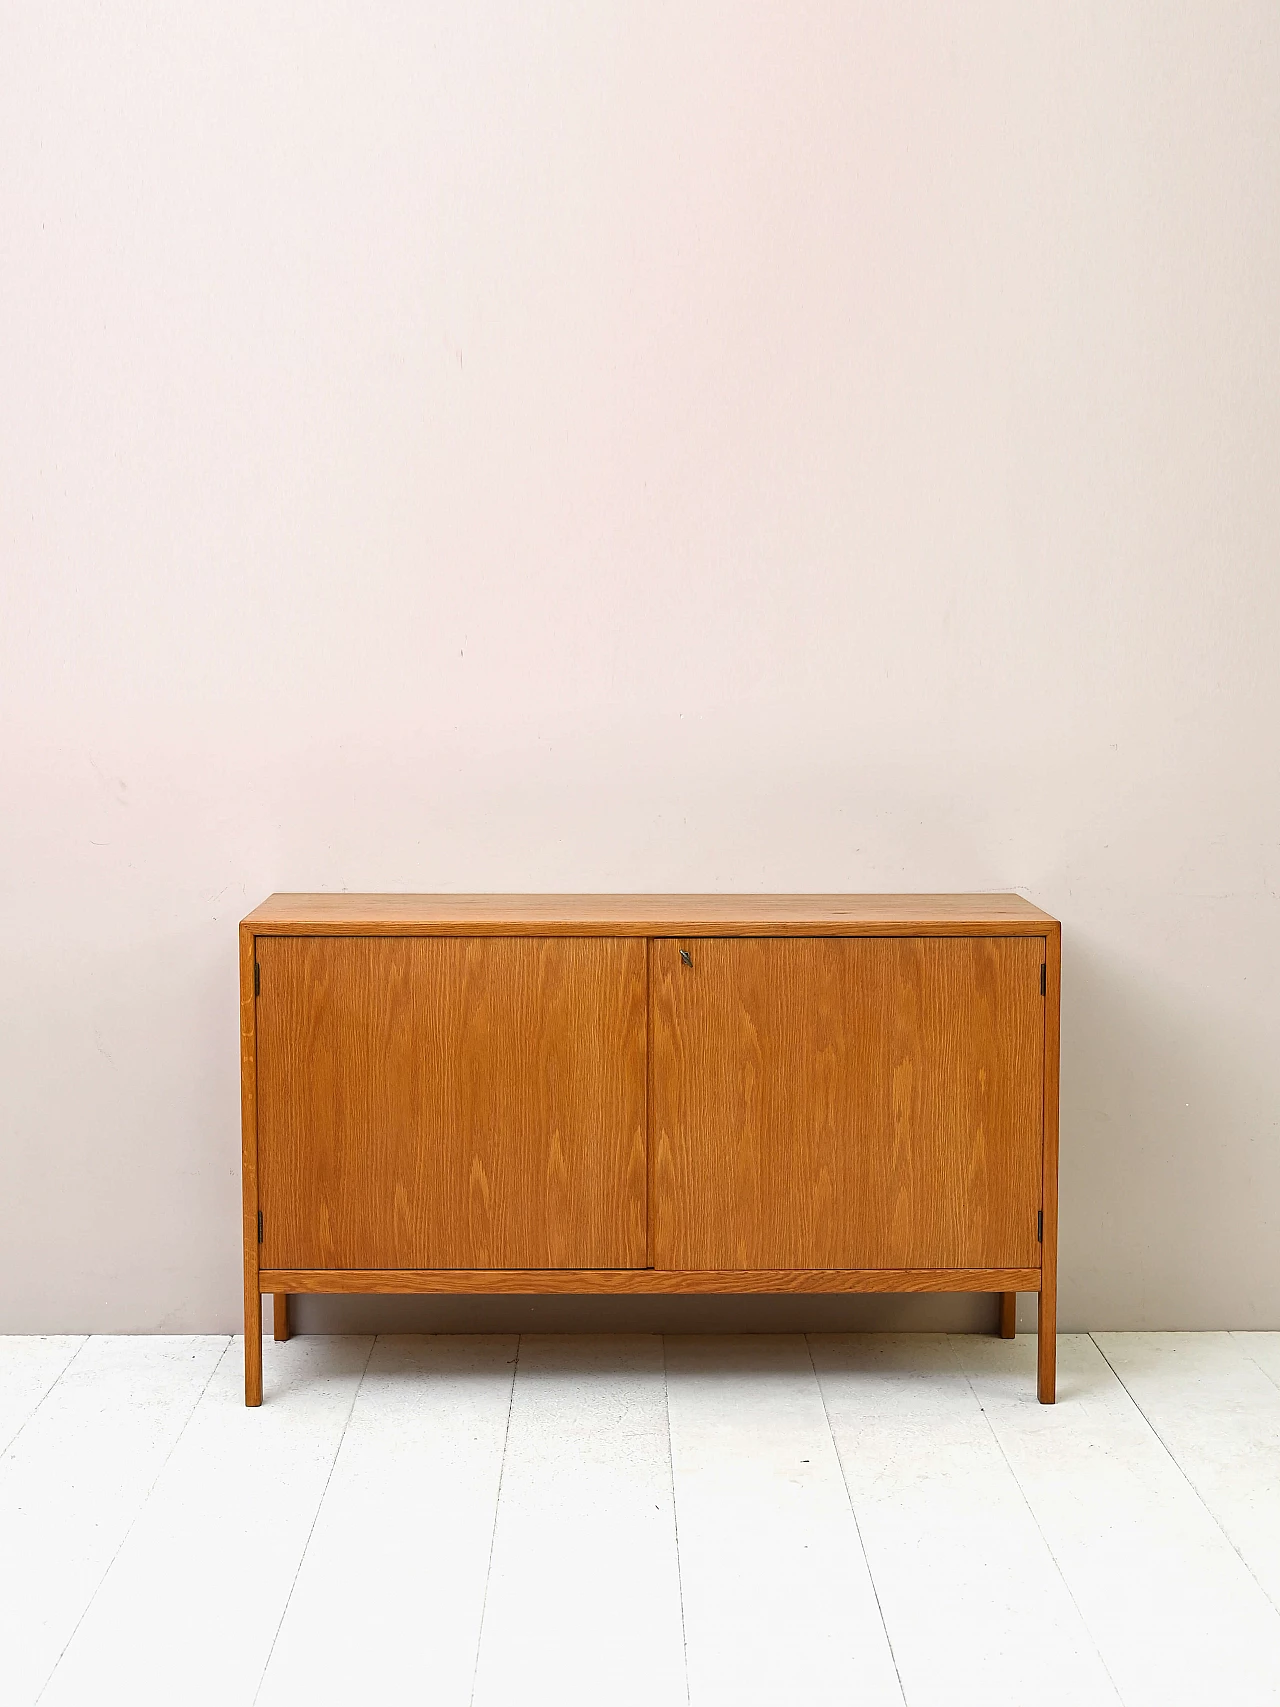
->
[4,1333,1280,1706]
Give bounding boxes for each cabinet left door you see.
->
[254,935,647,1269]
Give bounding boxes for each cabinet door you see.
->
[256,936,647,1268]
[651,936,1044,1270]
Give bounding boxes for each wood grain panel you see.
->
[259,1267,1043,1295]
[651,936,1045,1271]
[255,936,647,1269]
[243,892,1056,935]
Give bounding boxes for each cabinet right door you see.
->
[650,936,1044,1271]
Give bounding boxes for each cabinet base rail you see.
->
[258,1265,1042,1295]
[246,1269,1053,1406]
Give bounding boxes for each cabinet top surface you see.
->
[242,893,1058,935]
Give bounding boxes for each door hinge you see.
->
[1037,1210,1043,1243]
[257,1210,263,1244]
[1040,963,1046,996]
[254,961,261,997]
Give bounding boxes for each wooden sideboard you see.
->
[240,894,1060,1404]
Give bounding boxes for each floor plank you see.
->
[0,1336,227,1707]
[256,1335,518,1707]
[1096,1332,1280,1618]
[1237,1332,1280,1392]
[470,1335,687,1707]
[665,1335,904,1707]
[810,1333,1119,1707]
[39,1335,373,1707]
[0,1335,86,1457]
[956,1333,1280,1707]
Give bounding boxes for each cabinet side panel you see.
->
[651,936,1044,1270]
[239,924,261,1403]
[255,935,647,1269]
[1042,924,1060,1267]
[1040,924,1061,1399]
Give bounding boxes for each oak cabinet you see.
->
[241,895,1060,1406]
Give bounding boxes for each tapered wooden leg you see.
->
[273,1292,291,1342]
[1037,1274,1056,1403]
[999,1291,1017,1339]
[245,1277,263,1407]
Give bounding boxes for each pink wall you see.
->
[3,4,1279,1330]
